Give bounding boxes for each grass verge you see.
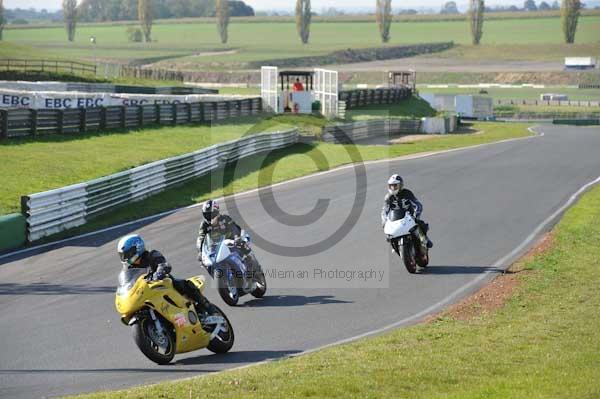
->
[44,122,530,242]
[0,117,276,215]
[345,96,438,121]
[66,171,600,399]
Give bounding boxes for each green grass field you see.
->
[3,16,599,68]
[66,139,600,399]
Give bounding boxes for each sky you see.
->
[4,0,527,12]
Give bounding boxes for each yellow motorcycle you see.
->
[115,268,234,364]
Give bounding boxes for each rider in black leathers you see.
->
[381,174,433,248]
[196,199,251,259]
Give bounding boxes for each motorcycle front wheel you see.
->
[206,305,235,354]
[132,316,175,365]
[416,245,429,268]
[218,268,240,306]
[402,241,418,274]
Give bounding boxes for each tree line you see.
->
[77,0,253,22]
[0,0,585,47]
[441,0,564,14]
[295,0,582,46]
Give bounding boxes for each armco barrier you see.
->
[322,120,420,143]
[0,97,262,139]
[20,129,299,242]
[0,213,27,252]
[322,116,457,143]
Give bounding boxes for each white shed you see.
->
[455,95,493,119]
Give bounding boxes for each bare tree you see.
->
[469,0,484,45]
[62,0,78,42]
[138,0,153,42]
[0,0,5,41]
[216,0,230,44]
[561,0,581,43]
[376,0,392,43]
[296,0,311,44]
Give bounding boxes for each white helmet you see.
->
[387,174,404,195]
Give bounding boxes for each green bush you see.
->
[126,27,143,43]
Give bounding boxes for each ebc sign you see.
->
[1,93,33,108]
[38,94,107,109]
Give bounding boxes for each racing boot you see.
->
[186,281,217,315]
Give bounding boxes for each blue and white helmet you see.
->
[387,174,404,195]
[117,234,145,266]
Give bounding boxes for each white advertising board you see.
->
[0,88,252,110]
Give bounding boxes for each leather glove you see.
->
[154,262,171,280]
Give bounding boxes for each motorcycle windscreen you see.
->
[116,268,146,296]
[204,233,224,255]
[388,209,405,222]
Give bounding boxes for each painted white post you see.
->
[261,66,278,113]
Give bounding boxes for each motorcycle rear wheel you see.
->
[251,269,267,298]
[132,316,175,365]
[206,305,235,354]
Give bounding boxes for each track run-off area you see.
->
[1,125,599,398]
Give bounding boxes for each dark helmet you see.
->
[387,174,404,195]
[202,199,220,222]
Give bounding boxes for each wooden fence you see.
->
[0,98,262,139]
[0,59,97,76]
[339,87,413,109]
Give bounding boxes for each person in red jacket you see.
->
[292,78,305,92]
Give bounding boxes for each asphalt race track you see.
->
[1,125,599,398]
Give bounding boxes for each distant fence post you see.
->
[80,108,87,133]
[186,103,192,123]
[57,110,64,134]
[0,110,8,138]
[200,102,206,122]
[30,109,38,136]
[155,104,161,124]
[138,105,144,127]
[172,103,177,125]
[121,106,127,129]
[100,107,107,130]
